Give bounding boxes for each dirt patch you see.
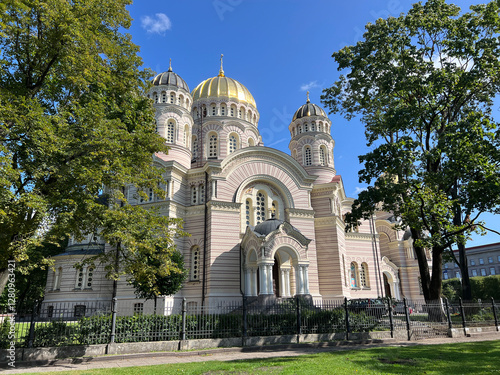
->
[378,357,416,365]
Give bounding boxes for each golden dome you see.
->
[191,75,257,108]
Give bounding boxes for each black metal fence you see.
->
[1,297,498,349]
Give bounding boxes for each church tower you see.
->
[149,60,193,169]
[288,93,336,184]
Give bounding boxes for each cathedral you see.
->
[43,59,428,314]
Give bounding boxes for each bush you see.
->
[442,275,500,301]
[29,321,78,347]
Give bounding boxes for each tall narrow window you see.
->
[191,185,197,205]
[221,104,226,116]
[192,136,198,159]
[211,105,216,116]
[350,262,359,288]
[319,146,326,166]
[311,122,315,131]
[199,184,205,204]
[318,122,323,132]
[208,133,218,158]
[298,125,302,134]
[238,108,242,118]
[161,92,166,103]
[229,134,237,153]
[304,146,312,166]
[86,267,94,289]
[190,246,200,281]
[166,120,175,143]
[184,125,189,147]
[170,93,175,104]
[230,106,235,117]
[304,123,309,132]
[360,263,369,287]
[271,201,278,219]
[248,138,255,146]
[53,267,62,290]
[256,192,266,224]
[245,199,252,226]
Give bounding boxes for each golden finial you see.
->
[306,91,310,103]
[219,54,225,77]
[168,58,172,72]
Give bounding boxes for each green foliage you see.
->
[322,0,500,302]
[0,0,188,295]
[30,321,78,347]
[442,275,500,301]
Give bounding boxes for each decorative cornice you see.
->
[207,200,241,212]
[345,232,379,241]
[314,216,344,228]
[286,208,315,219]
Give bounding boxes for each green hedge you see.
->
[23,307,380,347]
[442,275,500,301]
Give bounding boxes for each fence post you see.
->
[296,295,301,343]
[27,301,39,348]
[387,298,394,338]
[181,298,186,341]
[459,297,467,337]
[445,298,452,330]
[242,296,247,339]
[110,297,117,344]
[403,298,411,341]
[344,297,349,341]
[491,297,498,331]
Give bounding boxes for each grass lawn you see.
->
[20,340,500,375]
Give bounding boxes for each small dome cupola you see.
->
[150,60,194,169]
[292,92,327,121]
[152,59,190,93]
[288,92,336,183]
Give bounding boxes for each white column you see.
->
[244,268,251,296]
[296,265,303,295]
[267,265,273,295]
[260,264,267,295]
[304,266,310,294]
[285,269,291,297]
[280,270,286,297]
[251,268,258,296]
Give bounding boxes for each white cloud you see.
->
[300,80,320,91]
[354,187,367,195]
[141,13,172,35]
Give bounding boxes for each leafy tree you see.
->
[322,0,500,302]
[0,0,185,295]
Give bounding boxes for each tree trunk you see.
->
[458,242,472,301]
[0,269,8,298]
[410,228,432,299]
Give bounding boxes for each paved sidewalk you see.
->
[3,332,500,374]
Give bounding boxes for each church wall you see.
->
[206,206,242,303]
[314,218,347,299]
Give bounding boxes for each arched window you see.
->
[228,133,238,154]
[318,122,323,132]
[238,107,242,118]
[178,95,184,106]
[190,246,200,281]
[247,110,252,121]
[304,123,309,132]
[170,92,175,104]
[311,122,316,131]
[230,105,236,117]
[211,104,216,116]
[202,105,207,117]
[350,262,359,288]
[253,114,256,124]
[248,138,255,146]
[304,146,312,166]
[166,120,175,143]
[161,91,166,103]
[192,136,198,159]
[221,104,226,116]
[86,267,94,289]
[208,132,218,158]
[256,191,266,224]
[360,263,369,287]
[153,92,158,103]
[245,199,253,226]
[298,125,302,134]
[319,145,327,166]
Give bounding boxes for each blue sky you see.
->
[125,0,499,248]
